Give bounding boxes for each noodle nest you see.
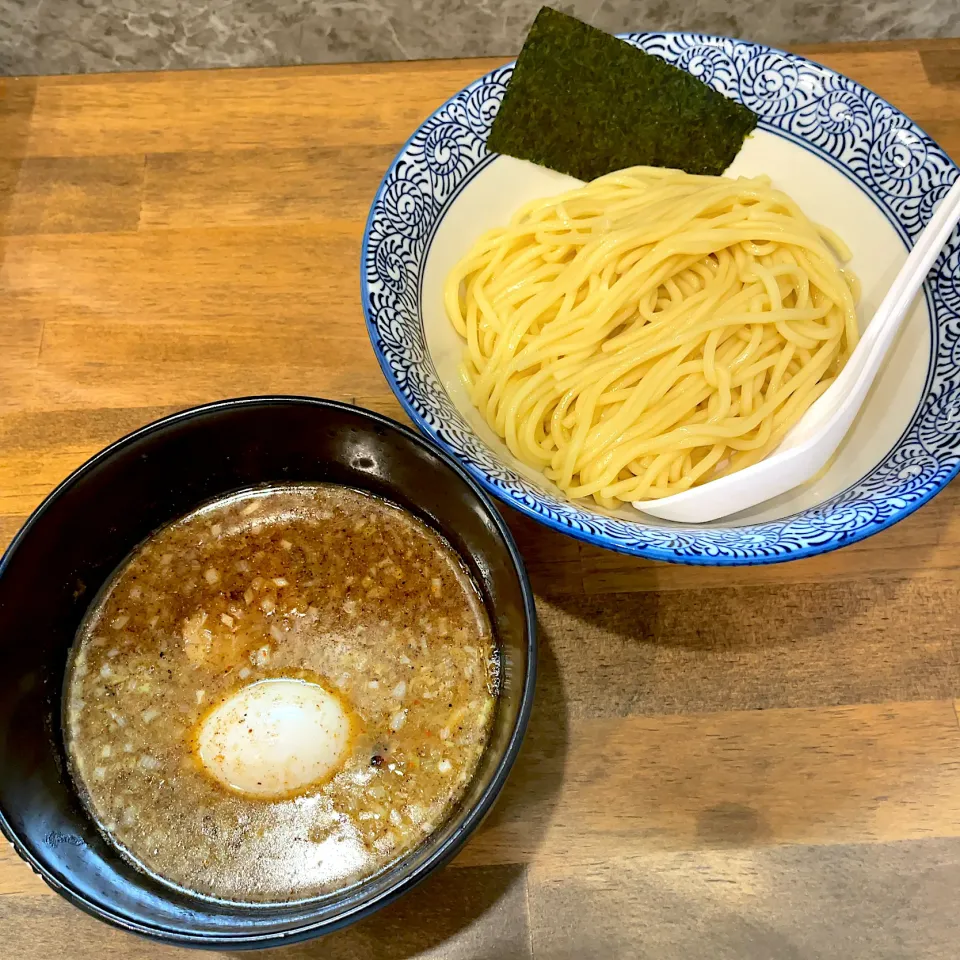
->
[444,166,860,508]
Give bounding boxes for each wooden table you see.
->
[2,39,960,960]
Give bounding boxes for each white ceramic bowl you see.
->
[362,33,960,564]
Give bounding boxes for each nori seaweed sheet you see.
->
[487,7,759,180]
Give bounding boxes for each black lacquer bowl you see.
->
[0,397,536,949]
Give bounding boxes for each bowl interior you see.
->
[0,398,535,948]
[422,146,930,527]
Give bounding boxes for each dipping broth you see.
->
[64,484,498,903]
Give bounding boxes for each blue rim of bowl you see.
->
[0,396,538,948]
[361,32,960,566]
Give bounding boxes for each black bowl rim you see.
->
[0,395,538,949]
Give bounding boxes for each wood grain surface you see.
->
[2,39,960,960]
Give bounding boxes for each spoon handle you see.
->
[816,175,960,422]
[860,176,960,356]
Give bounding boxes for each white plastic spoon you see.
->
[633,177,960,524]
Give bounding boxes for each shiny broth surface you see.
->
[65,484,497,903]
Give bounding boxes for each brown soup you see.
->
[65,484,498,903]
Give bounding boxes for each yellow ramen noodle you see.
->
[444,166,860,507]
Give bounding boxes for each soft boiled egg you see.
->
[195,678,352,798]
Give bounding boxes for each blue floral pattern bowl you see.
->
[361,33,960,565]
